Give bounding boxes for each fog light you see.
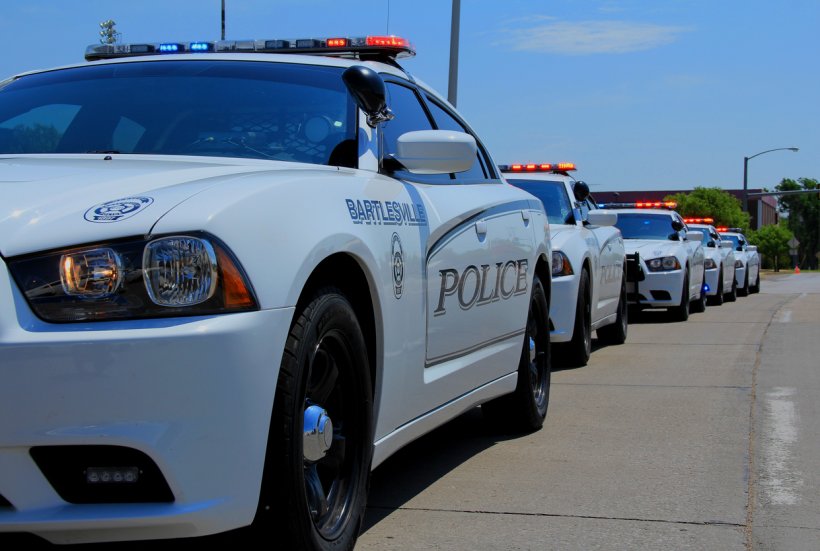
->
[60,248,123,297]
[86,467,140,484]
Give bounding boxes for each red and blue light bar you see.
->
[86,35,415,61]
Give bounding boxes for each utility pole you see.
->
[447,0,460,107]
[221,0,226,40]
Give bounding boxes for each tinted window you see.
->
[614,213,679,240]
[507,179,574,225]
[0,61,356,165]
[424,97,487,181]
[381,82,449,183]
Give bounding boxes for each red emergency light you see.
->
[683,217,715,224]
[498,163,576,173]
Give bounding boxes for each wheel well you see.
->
[297,254,377,393]
[582,259,591,298]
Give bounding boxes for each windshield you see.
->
[506,179,574,225]
[614,213,678,240]
[0,60,356,165]
[690,227,713,244]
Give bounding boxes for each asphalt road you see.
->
[357,271,820,550]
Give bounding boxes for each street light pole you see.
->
[742,147,799,213]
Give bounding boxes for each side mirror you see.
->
[573,181,590,202]
[720,240,734,249]
[685,231,703,242]
[747,245,758,253]
[394,130,477,174]
[707,240,716,247]
[586,210,617,227]
[671,220,685,232]
[342,65,393,127]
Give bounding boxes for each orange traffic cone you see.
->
[795,265,801,274]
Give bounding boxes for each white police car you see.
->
[600,202,706,321]
[500,163,628,367]
[684,219,738,305]
[0,36,552,549]
[719,227,761,295]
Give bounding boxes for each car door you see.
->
[379,80,536,423]
[580,197,623,320]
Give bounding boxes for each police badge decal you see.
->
[391,232,404,299]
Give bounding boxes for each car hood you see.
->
[623,239,678,259]
[0,155,320,257]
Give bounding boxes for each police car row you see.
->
[500,165,761,336]
[592,203,761,318]
[0,34,762,549]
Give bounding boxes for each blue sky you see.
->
[0,0,816,192]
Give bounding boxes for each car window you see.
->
[381,82,450,183]
[0,61,356,166]
[423,97,488,182]
[614,213,680,240]
[690,227,711,245]
[506,179,574,225]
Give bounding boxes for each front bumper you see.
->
[0,258,293,544]
[626,268,685,308]
[703,267,719,296]
[548,275,578,343]
[734,264,747,287]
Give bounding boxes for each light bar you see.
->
[683,217,714,224]
[598,201,677,210]
[716,226,728,232]
[498,162,576,173]
[85,35,415,61]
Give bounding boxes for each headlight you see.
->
[704,258,717,270]
[735,259,744,268]
[8,233,257,322]
[645,256,681,272]
[551,251,573,277]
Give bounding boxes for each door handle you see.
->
[475,220,487,237]
[521,210,530,223]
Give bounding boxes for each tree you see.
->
[749,222,793,272]
[776,178,819,269]
[664,187,750,231]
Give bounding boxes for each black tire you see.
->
[556,269,591,367]
[708,270,724,306]
[724,276,737,302]
[671,271,690,321]
[597,275,628,345]
[749,271,760,294]
[738,271,750,296]
[253,288,373,551]
[483,274,550,432]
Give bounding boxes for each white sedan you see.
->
[0,36,552,548]
[685,220,738,305]
[501,163,628,367]
[719,228,761,295]
[601,203,706,321]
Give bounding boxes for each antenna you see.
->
[221,0,226,40]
